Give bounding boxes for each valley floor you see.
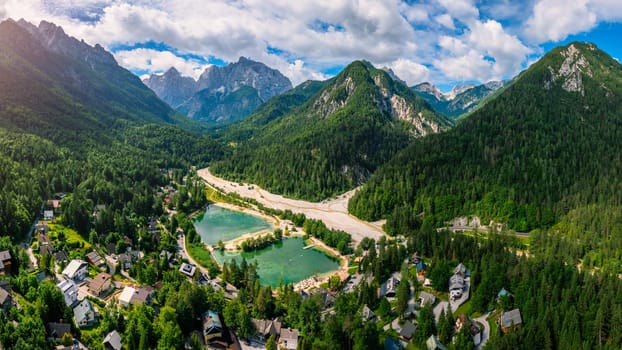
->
[197,168,386,245]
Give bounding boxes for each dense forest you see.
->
[350,42,622,237]
[211,61,451,201]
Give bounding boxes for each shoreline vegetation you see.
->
[190,185,350,290]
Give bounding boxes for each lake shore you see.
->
[197,168,386,245]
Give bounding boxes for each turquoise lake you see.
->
[193,205,273,245]
[213,237,340,287]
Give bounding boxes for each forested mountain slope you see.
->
[412,81,505,118]
[0,19,223,240]
[350,42,622,235]
[211,61,452,201]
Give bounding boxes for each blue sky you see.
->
[1,0,621,91]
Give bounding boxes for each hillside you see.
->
[211,61,451,201]
[144,57,292,125]
[412,81,505,118]
[0,19,223,239]
[349,42,622,235]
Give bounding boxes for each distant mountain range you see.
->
[144,58,292,125]
[211,60,452,200]
[411,80,506,118]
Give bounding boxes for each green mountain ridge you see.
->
[211,60,452,201]
[349,41,622,235]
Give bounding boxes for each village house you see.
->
[54,250,69,264]
[400,321,416,341]
[361,304,376,322]
[47,322,72,342]
[0,287,13,311]
[379,276,400,298]
[86,250,105,268]
[500,308,523,333]
[44,209,55,221]
[426,335,447,350]
[0,250,12,275]
[57,279,79,307]
[62,259,88,281]
[103,330,122,350]
[455,313,482,346]
[251,318,282,342]
[179,262,196,278]
[448,263,468,301]
[38,234,54,256]
[35,222,50,235]
[497,287,513,304]
[279,328,299,350]
[118,286,152,307]
[88,272,112,297]
[73,299,98,328]
[419,291,436,307]
[202,310,224,344]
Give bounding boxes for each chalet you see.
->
[86,250,105,268]
[106,243,117,255]
[400,321,416,340]
[88,272,112,296]
[203,310,224,343]
[251,318,282,342]
[62,259,88,281]
[449,274,465,300]
[179,262,197,278]
[103,330,122,350]
[279,328,299,350]
[57,279,79,307]
[426,335,447,350]
[0,280,10,292]
[0,250,12,275]
[500,308,522,333]
[379,276,400,298]
[454,263,468,277]
[73,299,97,328]
[419,291,436,307]
[47,322,72,341]
[455,313,481,346]
[314,287,337,308]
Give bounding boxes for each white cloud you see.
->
[434,50,493,81]
[387,58,430,86]
[524,0,597,42]
[114,48,210,80]
[436,0,479,24]
[434,13,455,30]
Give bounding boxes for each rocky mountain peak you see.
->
[545,43,593,95]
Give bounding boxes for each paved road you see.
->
[474,313,491,349]
[444,226,529,238]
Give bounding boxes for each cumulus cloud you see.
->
[1,0,619,88]
[434,14,455,30]
[114,48,210,80]
[387,58,431,86]
[524,0,598,43]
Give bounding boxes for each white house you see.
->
[57,279,79,307]
[62,259,88,281]
[118,286,136,308]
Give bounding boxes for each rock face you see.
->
[545,43,593,95]
[144,57,292,125]
[412,81,505,118]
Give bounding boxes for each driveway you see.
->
[450,279,470,312]
[474,313,491,349]
[433,301,451,323]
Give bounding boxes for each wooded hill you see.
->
[211,61,452,201]
[349,42,622,237]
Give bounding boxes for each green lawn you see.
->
[48,222,91,250]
